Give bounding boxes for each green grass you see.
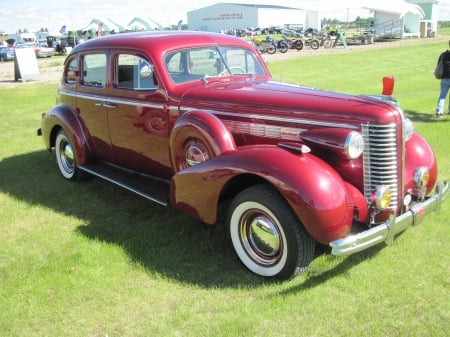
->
[1,38,449,337]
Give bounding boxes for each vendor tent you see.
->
[127,17,163,31]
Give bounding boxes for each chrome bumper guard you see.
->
[330,181,448,256]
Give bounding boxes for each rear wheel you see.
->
[55,129,81,180]
[294,40,303,51]
[228,184,315,279]
[310,40,320,50]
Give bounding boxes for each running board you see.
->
[79,163,170,206]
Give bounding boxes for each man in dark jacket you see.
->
[435,40,450,117]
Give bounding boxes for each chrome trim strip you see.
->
[106,97,163,110]
[330,180,448,255]
[223,120,304,141]
[63,90,165,110]
[180,107,359,130]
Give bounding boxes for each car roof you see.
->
[70,31,253,56]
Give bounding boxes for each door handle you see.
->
[95,102,117,108]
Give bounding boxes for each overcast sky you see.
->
[1,0,450,34]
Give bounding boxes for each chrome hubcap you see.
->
[240,211,282,266]
[60,141,74,173]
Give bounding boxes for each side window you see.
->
[223,49,259,74]
[116,54,156,90]
[64,57,78,85]
[81,53,107,87]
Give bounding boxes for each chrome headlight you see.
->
[344,131,364,159]
[403,117,414,141]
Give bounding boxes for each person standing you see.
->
[435,40,450,117]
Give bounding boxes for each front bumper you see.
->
[330,180,448,256]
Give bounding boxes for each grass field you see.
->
[0,36,449,336]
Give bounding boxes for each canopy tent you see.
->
[80,18,126,35]
[126,17,163,31]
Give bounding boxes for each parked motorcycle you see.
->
[276,38,289,53]
[254,36,276,54]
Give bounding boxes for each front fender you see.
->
[41,104,91,165]
[405,132,438,196]
[171,145,366,243]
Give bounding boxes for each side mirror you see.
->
[140,62,154,78]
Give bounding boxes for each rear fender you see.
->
[41,104,91,165]
[171,145,367,243]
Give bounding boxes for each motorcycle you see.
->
[254,36,276,54]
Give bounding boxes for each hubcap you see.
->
[60,141,74,173]
[240,211,282,266]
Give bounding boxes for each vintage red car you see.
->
[38,31,448,279]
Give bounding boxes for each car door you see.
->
[107,51,173,178]
[76,52,113,162]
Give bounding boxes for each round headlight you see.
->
[344,131,364,159]
[403,117,414,141]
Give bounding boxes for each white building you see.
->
[187,3,320,33]
[364,0,439,39]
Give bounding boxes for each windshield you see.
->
[165,46,266,84]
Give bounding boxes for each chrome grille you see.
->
[362,123,399,209]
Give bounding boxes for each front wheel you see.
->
[228,184,315,279]
[278,41,288,53]
[55,129,82,180]
[266,43,276,54]
[323,38,333,48]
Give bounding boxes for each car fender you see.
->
[171,145,367,243]
[404,132,438,195]
[41,104,92,165]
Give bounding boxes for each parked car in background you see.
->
[34,41,55,58]
[0,46,14,61]
[38,31,448,280]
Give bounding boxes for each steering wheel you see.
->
[218,66,246,76]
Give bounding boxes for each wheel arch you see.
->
[42,104,92,165]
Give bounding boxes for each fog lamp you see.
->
[371,185,392,210]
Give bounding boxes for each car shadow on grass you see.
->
[404,109,450,123]
[0,150,382,289]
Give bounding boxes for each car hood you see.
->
[179,78,400,124]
